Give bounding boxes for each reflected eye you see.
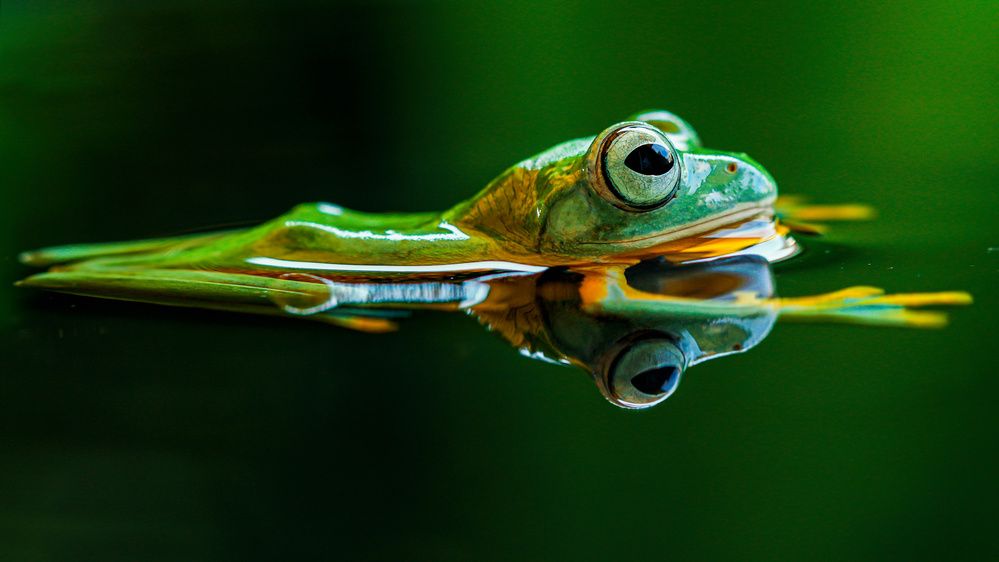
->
[605,336,685,409]
[598,125,681,211]
[630,365,680,395]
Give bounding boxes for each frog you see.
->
[21,110,792,273]
[15,110,960,332]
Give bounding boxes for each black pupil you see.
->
[624,143,674,176]
[631,366,679,395]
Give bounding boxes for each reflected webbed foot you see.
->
[777,287,973,328]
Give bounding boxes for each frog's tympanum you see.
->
[18,110,971,408]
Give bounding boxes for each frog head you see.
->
[449,110,780,263]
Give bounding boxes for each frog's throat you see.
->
[580,202,775,247]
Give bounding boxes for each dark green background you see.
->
[2,1,997,560]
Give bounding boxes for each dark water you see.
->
[2,2,997,560]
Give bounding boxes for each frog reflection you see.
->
[482,257,780,409]
[257,255,965,409]
[477,256,968,408]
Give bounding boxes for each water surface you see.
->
[1,2,996,560]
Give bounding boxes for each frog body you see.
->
[22,110,790,272]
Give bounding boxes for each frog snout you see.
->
[734,156,778,201]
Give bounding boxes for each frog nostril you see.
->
[726,162,738,173]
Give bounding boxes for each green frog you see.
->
[16,110,965,333]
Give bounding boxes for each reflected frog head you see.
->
[450,110,779,263]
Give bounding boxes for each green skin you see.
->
[18,110,781,318]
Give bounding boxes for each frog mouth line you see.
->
[583,202,776,247]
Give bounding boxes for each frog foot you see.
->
[777,286,973,327]
[775,195,875,235]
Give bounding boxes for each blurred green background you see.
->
[2,1,997,560]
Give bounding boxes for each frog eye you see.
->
[596,124,681,211]
[603,335,685,409]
